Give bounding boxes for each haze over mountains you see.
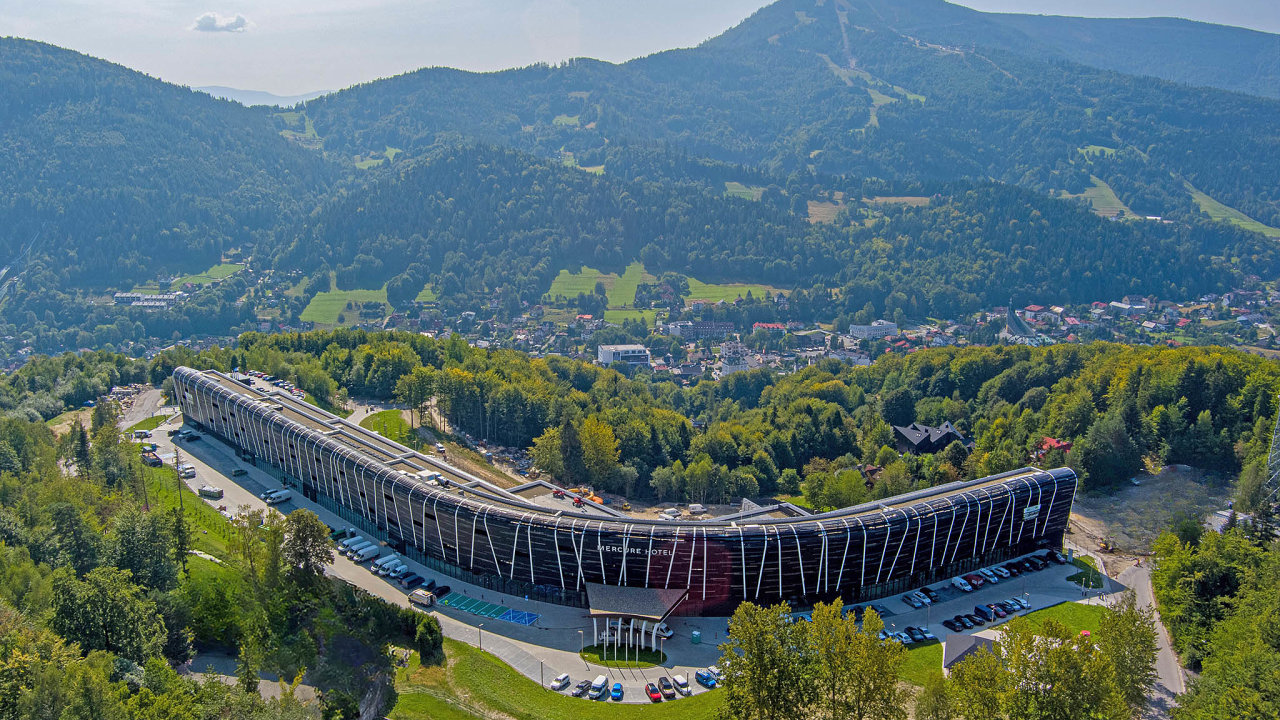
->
[2,0,1279,355]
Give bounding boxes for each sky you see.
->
[2,0,1278,96]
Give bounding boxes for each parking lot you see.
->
[153,414,1104,704]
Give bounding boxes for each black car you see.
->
[1028,557,1047,571]
[965,613,986,626]
[185,434,202,442]
[658,676,676,699]
[941,619,961,632]
[906,627,926,643]
[1043,550,1067,565]
[424,579,437,592]
[921,587,940,602]
[1018,559,1037,572]
[571,680,592,697]
[1003,563,1021,577]
[956,615,974,629]
[399,573,425,589]
[432,585,451,598]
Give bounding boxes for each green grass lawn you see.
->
[415,284,438,303]
[686,277,781,304]
[140,463,234,558]
[1078,145,1117,158]
[1186,182,1280,237]
[724,181,765,201]
[553,114,580,126]
[127,415,169,434]
[392,639,720,720]
[299,285,389,324]
[1018,601,1105,636]
[1066,556,1104,589]
[602,309,656,326]
[546,262,654,307]
[900,640,942,686]
[579,644,666,668]
[358,409,416,447]
[171,263,244,290]
[1060,176,1132,218]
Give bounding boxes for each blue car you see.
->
[610,683,624,701]
[695,669,718,688]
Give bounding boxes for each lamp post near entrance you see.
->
[478,624,484,652]
[1023,591,1030,616]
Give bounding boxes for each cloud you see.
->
[191,12,249,33]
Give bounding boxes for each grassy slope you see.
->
[1060,176,1132,218]
[126,415,168,433]
[358,409,416,447]
[300,286,389,324]
[1186,182,1280,237]
[392,639,720,720]
[171,263,244,290]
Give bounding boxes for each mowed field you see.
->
[300,286,388,324]
[171,263,244,290]
[724,181,765,200]
[1060,176,1132,218]
[1186,182,1280,238]
[547,262,784,311]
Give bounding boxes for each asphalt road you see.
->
[1118,562,1185,719]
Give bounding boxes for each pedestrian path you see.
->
[438,592,541,626]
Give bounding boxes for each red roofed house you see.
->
[1033,437,1072,460]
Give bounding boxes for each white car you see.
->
[991,565,1011,579]
[911,590,932,605]
[978,568,999,584]
[1008,596,1031,610]
[653,622,674,639]
[951,576,973,592]
[550,673,571,691]
[672,674,692,695]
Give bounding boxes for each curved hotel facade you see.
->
[174,367,1077,617]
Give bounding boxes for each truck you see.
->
[197,485,224,499]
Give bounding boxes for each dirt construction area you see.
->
[1068,465,1232,556]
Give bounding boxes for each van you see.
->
[588,675,609,700]
[352,544,380,562]
[344,540,375,558]
[952,576,973,592]
[974,605,996,622]
[688,503,707,515]
[408,589,435,608]
[264,489,292,505]
[371,555,400,573]
[382,559,407,577]
[339,535,365,552]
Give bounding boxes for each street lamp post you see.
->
[478,624,484,652]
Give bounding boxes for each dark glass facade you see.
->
[175,367,1077,616]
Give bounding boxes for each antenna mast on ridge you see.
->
[1265,395,1280,507]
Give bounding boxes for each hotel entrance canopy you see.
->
[584,583,688,623]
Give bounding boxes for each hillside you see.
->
[302,0,1280,229]
[0,38,334,291]
[275,145,1277,319]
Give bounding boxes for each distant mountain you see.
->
[0,38,334,289]
[981,13,1280,100]
[303,0,1280,227]
[196,86,328,107]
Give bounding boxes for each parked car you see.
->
[658,676,676,699]
[707,665,723,680]
[974,605,997,622]
[963,573,986,588]
[259,487,286,501]
[672,674,692,695]
[408,589,435,608]
[987,603,1007,619]
[231,468,248,477]
[991,565,1011,579]
[902,594,923,609]
[399,573,425,588]
[610,683,624,701]
[197,485,223,499]
[911,590,932,605]
[951,576,973,592]
[965,613,986,626]
[571,679,591,697]
[1003,563,1022,577]
[1009,596,1031,610]
[588,675,609,700]
[654,622,674,639]
[695,670,718,688]
[906,627,926,642]
[920,587,940,602]
[432,585,451,598]
[550,673,571,691]
[941,618,961,632]
[352,544,380,562]
[339,535,365,552]
[1043,550,1067,565]
[645,683,662,702]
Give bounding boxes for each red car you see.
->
[963,573,986,588]
[645,683,663,702]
